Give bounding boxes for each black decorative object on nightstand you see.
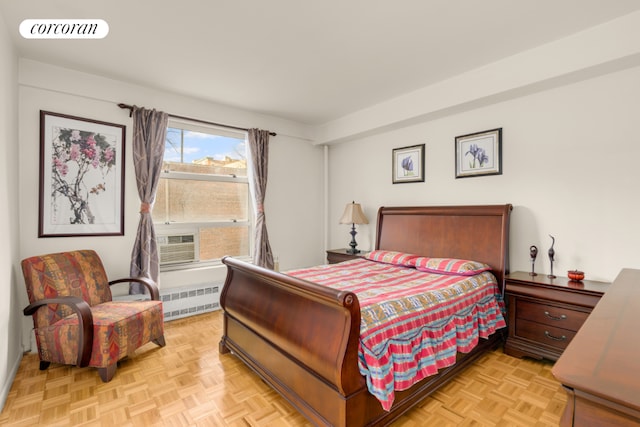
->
[548,235,556,278]
[529,245,538,276]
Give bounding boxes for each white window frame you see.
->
[154,119,253,271]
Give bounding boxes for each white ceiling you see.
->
[2,1,640,125]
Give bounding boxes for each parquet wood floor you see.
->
[0,311,566,426]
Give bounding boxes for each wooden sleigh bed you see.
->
[219,204,512,426]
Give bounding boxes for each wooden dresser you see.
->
[552,268,640,426]
[504,271,610,361]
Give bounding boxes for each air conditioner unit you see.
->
[157,233,197,265]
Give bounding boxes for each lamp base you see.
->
[347,224,360,254]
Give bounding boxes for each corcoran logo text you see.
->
[20,19,109,39]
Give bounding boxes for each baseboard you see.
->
[0,351,23,413]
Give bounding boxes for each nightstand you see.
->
[326,248,369,264]
[504,271,610,361]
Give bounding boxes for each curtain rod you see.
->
[117,103,276,136]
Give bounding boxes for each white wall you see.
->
[328,64,640,282]
[265,132,325,270]
[0,12,22,411]
[17,59,325,344]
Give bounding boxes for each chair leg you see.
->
[152,335,166,347]
[39,361,51,370]
[98,363,117,382]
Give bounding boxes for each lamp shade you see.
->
[339,202,369,225]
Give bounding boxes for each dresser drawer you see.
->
[516,299,589,331]
[515,318,577,351]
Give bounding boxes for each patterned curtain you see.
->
[129,107,168,293]
[248,129,274,269]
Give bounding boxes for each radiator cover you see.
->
[160,283,221,321]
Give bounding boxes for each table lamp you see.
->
[339,201,369,254]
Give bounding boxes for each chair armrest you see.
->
[109,277,160,301]
[23,296,93,368]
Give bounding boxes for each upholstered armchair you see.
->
[21,250,166,382]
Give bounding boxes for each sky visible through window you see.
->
[164,127,246,164]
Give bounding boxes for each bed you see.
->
[219,204,512,426]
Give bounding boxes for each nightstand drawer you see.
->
[515,319,577,351]
[516,299,588,332]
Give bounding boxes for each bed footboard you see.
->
[219,256,367,426]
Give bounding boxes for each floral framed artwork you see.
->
[392,144,425,184]
[39,111,126,237]
[455,128,502,178]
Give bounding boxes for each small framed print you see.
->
[39,110,125,237]
[392,144,425,184]
[455,128,502,178]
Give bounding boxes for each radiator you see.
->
[160,283,222,321]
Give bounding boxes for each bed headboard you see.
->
[375,204,513,290]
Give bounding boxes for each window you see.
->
[153,120,251,268]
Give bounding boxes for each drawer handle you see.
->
[544,311,567,321]
[544,331,567,341]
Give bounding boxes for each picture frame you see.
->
[39,110,126,237]
[455,128,502,178]
[392,144,425,184]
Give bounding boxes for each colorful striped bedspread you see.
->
[286,258,506,411]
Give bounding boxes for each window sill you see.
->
[159,256,252,273]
